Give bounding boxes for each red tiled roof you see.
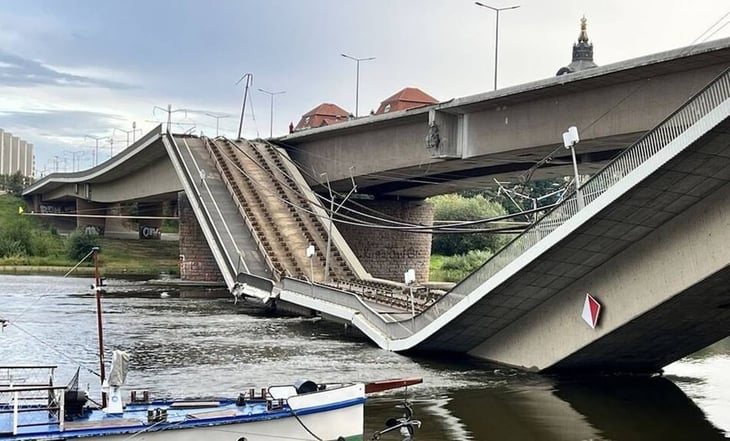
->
[295,103,350,130]
[375,87,438,114]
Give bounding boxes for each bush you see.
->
[0,236,26,257]
[430,194,510,256]
[440,249,493,271]
[431,250,493,282]
[66,229,100,262]
[0,218,33,257]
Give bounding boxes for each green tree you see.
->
[463,178,566,217]
[66,229,99,262]
[6,171,26,196]
[430,194,509,255]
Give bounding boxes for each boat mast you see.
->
[93,246,107,408]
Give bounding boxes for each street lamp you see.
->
[106,137,115,159]
[236,73,253,139]
[85,135,105,166]
[306,244,315,283]
[113,125,143,148]
[562,125,584,210]
[258,88,286,138]
[341,53,375,117]
[404,268,416,327]
[474,2,520,90]
[63,150,86,172]
[203,112,231,137]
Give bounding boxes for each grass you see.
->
[431,254,459,282]
[96,238,180,276]
[0,194,180,277]
[430,251,493,283]
[0,238,181,277]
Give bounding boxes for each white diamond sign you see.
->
[581,293,601,329]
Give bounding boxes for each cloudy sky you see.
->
[1,0,729,175]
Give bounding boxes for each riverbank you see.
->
[0,238,181,277]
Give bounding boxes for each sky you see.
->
[1,0,729,176]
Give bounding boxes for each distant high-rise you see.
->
[0,128,34,179]
[557,16,598,76]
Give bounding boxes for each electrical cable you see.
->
[210,137,535,233]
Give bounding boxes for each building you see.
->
[294,103,351,131]
[557,16,598,75]
[374,87,438,115]
[0,128,35,179]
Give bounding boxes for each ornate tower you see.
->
[557,16,598,75]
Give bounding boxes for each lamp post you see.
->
[113,126,143,148]
[85,135,105,166]
[562,125,584,210]
[236,73,253,139]
[340,53,375,117]
[404,268,416,327]
[258,88,286,138]
[474,2,519,90]
[63,150,85,172]
[106,137,115,159]
[306,244,315,285]
[203,112,230,137]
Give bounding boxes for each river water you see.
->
[1,274,728,440]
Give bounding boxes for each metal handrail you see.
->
[2,385,67,434]
[440,68,730,307]
[165,135,236,285]
[283,68,730,341]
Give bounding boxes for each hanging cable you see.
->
[212,137,535,233]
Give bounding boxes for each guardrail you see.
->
[163,134,237,287]
[0,366,66,435]
[440,68,730,308]
[1,385,68,435]
[282,68,730,342]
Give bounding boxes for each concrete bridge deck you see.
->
[282,38,730,199]
[21,41,730,373]
[279,68,730,372]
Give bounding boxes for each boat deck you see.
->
[1,398,280,439]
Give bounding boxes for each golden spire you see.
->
[578,16,589,43]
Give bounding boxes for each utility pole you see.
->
[153,105,187,133]
[320,167,357,283]
[236,73,253,139]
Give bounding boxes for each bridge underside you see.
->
[460,118,730,371]
[284,40,730,199]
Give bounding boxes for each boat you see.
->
[0,248,423,440]
[0,364,421,440]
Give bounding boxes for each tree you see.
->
[463,178,567,218]
[6,171,26,196]
[66,229,99,261]
[430,194,510,256]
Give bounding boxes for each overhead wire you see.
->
[513,12,730,193]
[212,137,529,233]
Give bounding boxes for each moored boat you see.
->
[1,248,422,440]
[1,364,369,440]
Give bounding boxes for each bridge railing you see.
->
[425,68,730,318]
[282,68,730,342]
[163,134,237,287]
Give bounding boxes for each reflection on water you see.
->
[1,274,728,440]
